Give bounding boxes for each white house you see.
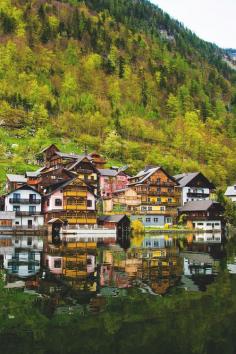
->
[174,172,215,206]
[4,185,44,228]
[225,184,236,202]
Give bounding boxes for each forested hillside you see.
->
[1,0,236,190]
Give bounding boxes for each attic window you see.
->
[234,186,236,190]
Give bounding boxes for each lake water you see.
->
[1,232,236,354]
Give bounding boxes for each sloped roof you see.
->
[225,185,236,197]
[129,167,161,184]
[99,214,128,223]
[6,174,27,183]
[174,172,200,187]
[6,184,42,196]
[98,169,118,177]
[25,167,44,178]
[179,200,218,212]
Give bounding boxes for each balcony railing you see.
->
[15,211,42,216]
[9,198,41,204]
[187,193,210,198]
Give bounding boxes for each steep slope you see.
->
[1,0,236,190]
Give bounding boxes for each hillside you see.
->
[1,0,236,190]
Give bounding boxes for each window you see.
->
[13,205,20,212]
[29,206,36,214]
[55,199,62,207]
[146,218,151,223]
[168,198,172,203]
[157,198,161,203]
[141,206,147,211]
[154,218,159,223]
[87,200,92,207]
[54,259,61,268]
[206,223,212,226]
[160,206,165,211]
[90,176,95,181]
[13,193,20,202]
[27,237,32,246]
[197,223,204,226]
[146,241,151,246]
[154,241,159,247]
[29,194,36,201]
[215,223,220,226]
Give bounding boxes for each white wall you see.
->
[192,220,221,231]
[5,188,43,227]
[182,187,210,205]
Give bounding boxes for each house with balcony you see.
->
[4,185,44,228]
[178,200,224,231]
[0,212,16,230]
[174,172,215,206]
[44,175,97,226]
[128,166,180,227]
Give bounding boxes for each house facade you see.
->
[4,185,44,228]
[99,168,129,198]
[174,172,215,206]
[178,200,224,231]
[128,166,180,227]
[44,176,97,225]
[225,184,236,202]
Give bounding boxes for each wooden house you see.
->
[128,166,180,227]
[44,176,97,225]
[178,200,224,231]
[98,214,130,240]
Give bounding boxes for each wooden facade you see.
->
[129,167,180,219]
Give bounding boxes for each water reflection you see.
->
[0,231,234,312]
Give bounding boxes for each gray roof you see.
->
[98,169,118,177]
[174,172,199,187]
[129,167,161,184]
[0,212,16,220]
[6,174,27,183]
[25,167,44,178]
[225,185,236,197]
[179,200,217,212]
[99,214,128,223]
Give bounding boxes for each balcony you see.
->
[64,191,87,197]
[65,205,87,211]
[10,198,41,204]
[15,211,42,216]
[187,193,210,198]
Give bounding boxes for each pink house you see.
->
[45,254,63,275]
[98,168,129,197]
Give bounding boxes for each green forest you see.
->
[1,0,236,190]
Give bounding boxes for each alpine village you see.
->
[0,143,227,236]
[2,0,236,353]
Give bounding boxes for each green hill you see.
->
[1,0,236,190]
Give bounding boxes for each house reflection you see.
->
[2,235,43,278]
[99,235,182,295]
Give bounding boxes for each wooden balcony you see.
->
[62,269,87,278]
[64,191,87,197]
[65,205,87,211]
[67,218,97,224]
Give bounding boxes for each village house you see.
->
[178,200,224,231]
[128,166,180,227]
[6,174,27,193]
[4,185,44,228]
[224,184,236,202]
[111,187,142,212]
[44,175,97,226]
[98,167,129,198]
[174,172,215,206]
